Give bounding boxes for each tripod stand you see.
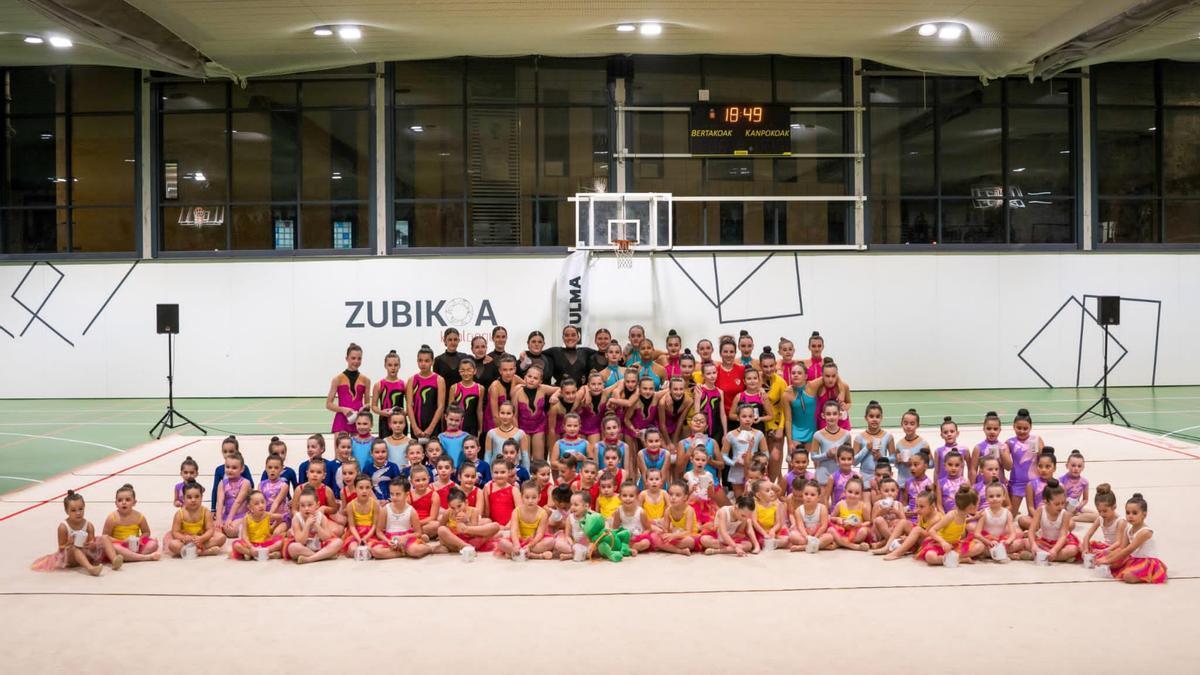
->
[1074,323,1129,426]
[149,332,207,438]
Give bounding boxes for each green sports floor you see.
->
[1,386,1198,496]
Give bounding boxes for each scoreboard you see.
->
[688,104,791,155]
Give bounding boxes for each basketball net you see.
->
[613,238,634,268]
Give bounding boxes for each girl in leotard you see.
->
[369,477,432,559]
[471,336,498,394]
[809,400,850,484]
[326,342,371,435]
[692,339,715,385]
[916,485,983,566]
[1014,479,1080,563]
[488,326,512,365]
[548,377,588,450]
[498,481,556,560]
[829,476,872,551]
[1082,484,1122,558]
[730,368,773,433]
[613,480,654,553]
[736,330,758,370]
[677,412,721,487]
[551,413,591,474]
[801,331,825,381]
[582,373,607,443]
[100,484,159,563]
[903,451,934,524]
[449,358,484,439]
[783,363,820,454]
[656,376,692,454]
[1019,449,1058,529]
[777,337,797,380]
[823,445,860,507]
[434,327,464,390]
[371,350,406,439]
[232,491,285,561]
[600,343,625,388]
[936,451,969,514]
[973,479,1018,560]
[722,404,768,497]
[655,481,698,556]
[974,456,1009,511]
[758,348,789,479]
[693,362,727,440]
[512,365,557,463]
[663,329,684,378]
[815,358,851,432]
[607,368,641,450]
[751,479,788,549]
[383,412,412,468]
[894,409,929,486]
[1005,407,1044,517]
[407,344,446,444]
[970,410,1012,485]
[216,451,251,538]
[164,482,225,558]
[517,331,551,380]
[677,350,698,386]
[787,479,834,552]
[484,356,518,436]
[701,495,759,556]
[406,465,441,539]
[628,339,667,390]
[853,400,895,479]
[1099,492,1167,584]
[341,475,380,559]
[485,401,528,467]
[285,487,343,564]
[1061,450,1095,523]
[934,416,969,481]
[624,376,659,457]
[259,454,291,529]
[882,488,938,560]
[637,427,670,485]
[483,460,522,528]
[32,490,106,574]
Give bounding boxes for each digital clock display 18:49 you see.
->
[689,104,791,155]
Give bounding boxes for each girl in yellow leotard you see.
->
[232,491,285,560]
[342,475,380,559]
[654,481,697,556]
[830,477,873,551]
[165,482,225,557]
[882,489,939,561]
[916,485,982,566]
[750,479,788,548]
[638,468,667,528]
[100,483,159,563]
[497,481,555,559]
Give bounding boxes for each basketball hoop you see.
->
[178,206,225,228]
[613,237,634,268]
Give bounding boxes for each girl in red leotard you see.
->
[713,337,746,427]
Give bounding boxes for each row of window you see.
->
[2,58,1199,255]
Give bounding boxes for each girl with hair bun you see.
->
[326,342,371,434]
[1081,483,1123,558]
[1099,493,1166,583]
[31,490,106,575]
[814,358,851,432]
[970,411,1012,486]
[736,331,758,370]
[663,329,684,379]
[852,400,895,479]
[371,350,406,439]
[777,337,797,379]
[894,409,929,486]
[1005,408,1045,516]
[801,331,825,381]
[1013,478,1079,563]
[407,344,446,444]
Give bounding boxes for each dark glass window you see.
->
[158,75,373,252]
[867,71,1077,245]
[1093,61,1200,245]
[1,66,139,254]
[392,57,611,249]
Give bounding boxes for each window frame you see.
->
[151,70,377,258]
[864,70,1082,251]
[0,66,142,260]
[1092,60,1200,250]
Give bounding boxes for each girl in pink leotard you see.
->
[512,364,557,464]
[802,331,825,381]
[326,342,371,435]
[815,358,851,432]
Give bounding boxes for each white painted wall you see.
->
[0,252,1194,398]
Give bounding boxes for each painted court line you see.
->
[0,432,125,453]
[0,475,42,484]
[1089,428,1200,460]
[0,438,201,524]
[1161,424,1200,439]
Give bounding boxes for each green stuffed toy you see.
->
[581,512,632,562]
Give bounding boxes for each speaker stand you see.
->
[1074,324,1129,427]
[149,332,207,439]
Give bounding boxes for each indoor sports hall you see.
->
[2,2,1199,673]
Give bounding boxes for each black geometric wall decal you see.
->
[11,262,73,347]
[667,252,805,325]
[1079,295,1161,387]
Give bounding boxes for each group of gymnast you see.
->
[32,326,1165,584]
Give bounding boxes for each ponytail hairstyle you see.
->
[941,415,958,432]
[1014,407,1033,425]
[63,489,84,511]
[865,400,883,417]
[954,484,979,510]
[346,342,362,357]
[1094,483,1117,508]
[1042,477,1064,503]
[1126,492,1148,513]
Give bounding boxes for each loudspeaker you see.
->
[156,304,179,334]
[1097,296,1120,326]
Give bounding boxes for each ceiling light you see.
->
[616,24,636,33]
[337,26,362,40]
[313,27,333,37]
[938,24,963,40]
[409,125,424,132]
[40,133,53,140]
[48,35,73,48]
[1147,126,1157,132]
[918,24,938,37]
[23,36,44,45]
[1059,150,1071,154]
[639,23,662,36]
[1012,167,1026,173]
[193,172,207,182]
